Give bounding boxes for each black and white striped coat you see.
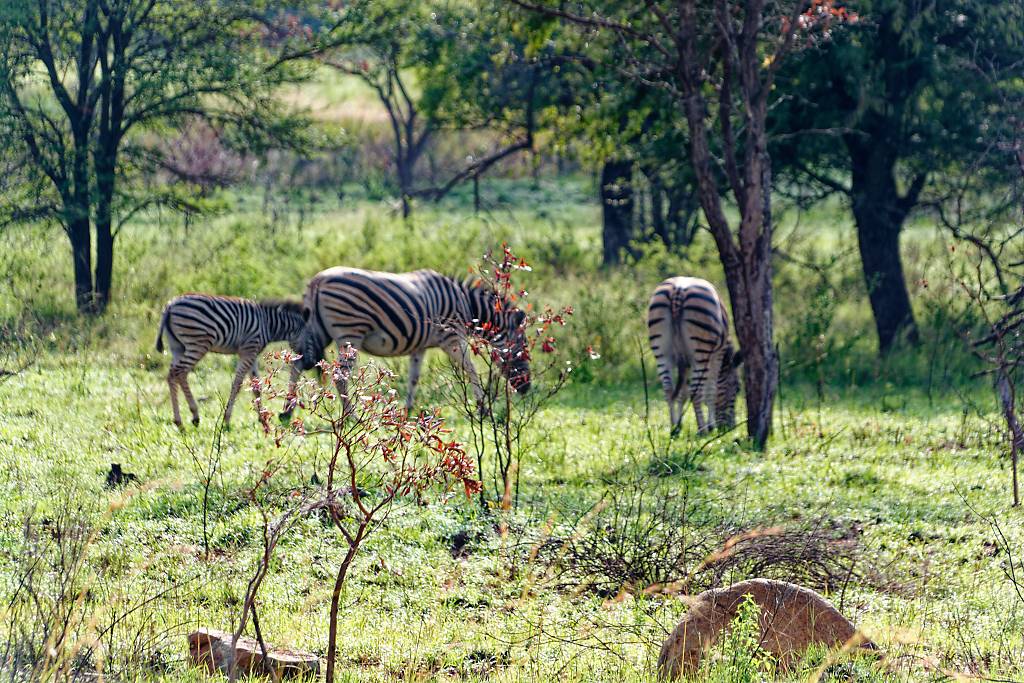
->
[647,277,742,433]
[285,267,531,414]
[156,294,306,427]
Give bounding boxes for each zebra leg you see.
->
[335,339,359,417]
[702,349,723,430]
[223,352,258,427]
[671,360,692,435]
[250,358,260,397]
[178,371,201,426]
[280,360,303,421]
[652,349,679,432]
[167,367,183,428]
[168,348,200,428]
[692,397,708,434]
[406,350,425,413]
[445,340,486,412]
[690,365,709,434]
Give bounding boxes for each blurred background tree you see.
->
[771,0,1024,352]
[0,0,330,313]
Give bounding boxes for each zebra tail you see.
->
[155,307,169,353]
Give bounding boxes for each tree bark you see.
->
[600,159,634,265]
[997,371,1021,507]
[642,166,672,248]
[95,215,114,312]
[325,537,362,683]
[675,0,778,449]
[68,214,94,313]
[847,138,919,353]
[94,152,117,312]
[68,119,94,313]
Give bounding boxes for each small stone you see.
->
[188,627,319,679]
[657,579,876,679]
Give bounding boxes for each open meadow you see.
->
[1,179,1022,682]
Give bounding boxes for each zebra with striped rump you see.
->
[647,277,743,434]
[155,294,306,428]
[282,267,531,417]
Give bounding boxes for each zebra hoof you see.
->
[192,417,200,427]
[278,411,293,423]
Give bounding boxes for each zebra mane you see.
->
[459,273,520,312]
[258,298,303,316]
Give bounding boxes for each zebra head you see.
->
[502,307,531,394]
[468,283,531,395]
[714,346,743,430]
[292,304,328,372]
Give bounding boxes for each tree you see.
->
[772,0,1024,352]
[0,0,320,313]
[937,49,1024,506]
[322,1,568,218]
[600,159,634,264]
[587,92,704,261]
[246,356,480,683]
[319,0,433,219]
[515,0,851,447]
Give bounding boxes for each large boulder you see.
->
[188,627,319,679]
[657,578,875,679]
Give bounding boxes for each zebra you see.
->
[281,267,531,417]
[647,277,743,434]
[155,294,306,428]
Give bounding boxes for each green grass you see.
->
[0,178,1022,681]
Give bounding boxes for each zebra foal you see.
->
[283,267,531,417]
[155,294,306,427]
[647,277,743,434]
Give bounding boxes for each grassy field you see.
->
[0,179,1022,681]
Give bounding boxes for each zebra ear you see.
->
[731,348,744,368]
[302,307,311,322]
[512,310,526,327]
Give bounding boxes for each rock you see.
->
[657,579,875,679]
[188,627,319,679]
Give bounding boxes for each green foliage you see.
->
[772,0,1024,225]
[701,595,776,683]
[0,180,1021,681]
[0,0,329,310]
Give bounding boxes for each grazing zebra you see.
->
[647,277,743,434]
[155,294,306,428]
[282,267,530,417]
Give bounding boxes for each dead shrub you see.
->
[0,501,186,680]
[539,478,870,599]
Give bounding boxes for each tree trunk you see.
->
[326,539,362,683]
[720,162,778,449]
[69,121,95,313]
[997,371,1021,507]
[668,188,699,247]
[600,159,634,265]
[847,139,919,353]
[398,160,412,220]
[677,55,777,448]
[68,215,94,314]
[95,218,114,313]
[94,160,116,313]
[648,173,670,248]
